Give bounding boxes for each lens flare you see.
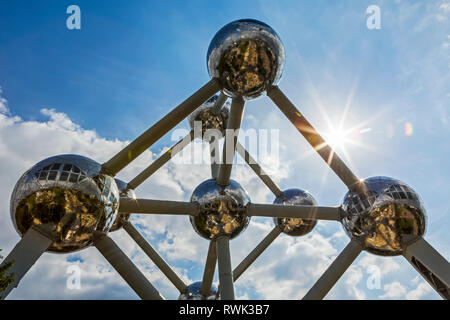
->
[405,122,413,136]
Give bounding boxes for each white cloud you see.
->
[439,2,450,12]
[379,282,407,299]
[406,280,434,300]
[343,266,366,299]
[357,254,401,276]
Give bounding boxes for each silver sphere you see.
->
[188,95,230,139]
[10,154,120,253]
[207,19,285,100]
[341,176,426,256]
[189,179,251,240]
[178,282,219,300]
[273,189,317,237]
[109,179,136,232]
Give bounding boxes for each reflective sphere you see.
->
[190,179,251,240]
[178,282,219,300]
[273,189,317,236]
[341,176,426,256]
[10,154,120,253]
[207,19,285,100]
[189,95,230,139]
[109,179,136,232]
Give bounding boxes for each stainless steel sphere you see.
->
[189,178,251,240]
[178,282,219,300]
[341,176,426,256]
[109,179,136,232]
[273,189,317,236]
[10,154,120,253]
[188,95,230,139]
[207,19,285,100]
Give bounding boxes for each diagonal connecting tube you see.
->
[0,227,52,300]
[267,85,366,195]
[236,142,283,198]
[403,236,450,300]
[123,222,188,293]
[233,227,282,282]
[216,97,246,186]
[127,130,194,190]
[302,239,362,300]
[102,78,220,176]
[199,240,218,297]
[93,232,164,300]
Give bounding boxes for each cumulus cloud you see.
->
[406,278,434,300]
[379,282,407,299]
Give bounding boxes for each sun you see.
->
[323,127,350,150]
[319,118,374,171]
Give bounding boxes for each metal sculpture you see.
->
[1,19,449,300]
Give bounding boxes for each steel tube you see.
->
[209,135,220,179]
[102,78,220,176]
[93,232,164,300]
[233,227,282,282]
[246,203,341,221]
[211,92,228,115]
[236,142,283,198]
[267,85,364,194]
[216,236,235,300]
[0,227,52,299]
[127,131,194,190]
[199,240,218,297]
[403,236,450,299]
[119,198,200,216]
[302,239,362,300]
[216,97,245,186]
[123,222,188,293]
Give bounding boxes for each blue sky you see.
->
[0,0,449,300]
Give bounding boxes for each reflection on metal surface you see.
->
[189,95,230,138]
[207,19,285,100]
[110,179,136,232]
[190,179,250,240]
[10,154,119,253]
[178,281,219,300]
[341,176,426,256]
[273,189,317,236]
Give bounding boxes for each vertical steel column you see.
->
[216,97,245,186]
[209,135,220,179]
[216,236,235,300]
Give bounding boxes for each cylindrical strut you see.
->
[94,232,164,300]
